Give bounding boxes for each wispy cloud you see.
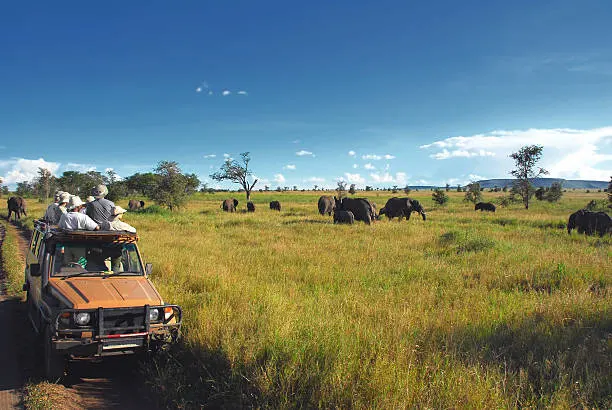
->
[0,157,61,186]
[66,163,97,172]
[223,153,230,158]
[352,164,358,169]
[362,154,395,161]
[296,150,314,157]
[203,154,216,159]
[370,172,409,185]
[283,164,296,170]
[348,150,356,157]
[292,139,301,144]
[222,90,231,96]
[274,174,286,184]
[305,177,325,183]
[237,90,248,96]
[420,127,612,180]
[344,173,365,184]
[364,163,376,170]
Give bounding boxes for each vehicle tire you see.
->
[43,326,66,381]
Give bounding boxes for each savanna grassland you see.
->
[4,190,611,409]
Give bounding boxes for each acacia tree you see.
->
[464,182,482,204]
[152,161,199,211]
[35,168,54,202]
[608,176,612,205]
[510,145,548,209]
[210,152,258,201]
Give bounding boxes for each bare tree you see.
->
[336,181,347,199]
[509,145,548,209]
[210,152,258,201]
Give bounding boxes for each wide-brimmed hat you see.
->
[91,184,108,198]
[86,196,95,203]
[59,192,71,204]
[68,195,85,210]
[112,206,128,216]
[54,190,65,202]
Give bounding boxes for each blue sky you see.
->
[1,0,611,189]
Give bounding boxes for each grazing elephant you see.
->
[7,196,27,221]
[269,200,281,211]
[247,201,255,212]
[318,196,335,216]
[336,197,373,225]
[333,210,355,224]
[379,197,426,221]
[475,202,496,212]
[222,198,239,212]
[568,210,612,236]
[128,199,145,210]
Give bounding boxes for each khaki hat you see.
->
[91,184,108,198]
[68,195,84,210]
[54,190,65,202]
[59,192,71,204]
[86,196,95,203]
[113,206,128,215]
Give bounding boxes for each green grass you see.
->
[6,191,612,408]
[0,218,25,296]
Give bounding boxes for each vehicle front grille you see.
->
[102,308,145,335]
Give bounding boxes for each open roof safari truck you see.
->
[24,220,182,380]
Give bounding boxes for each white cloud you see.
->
[237,91,248,95]
[65,163,97,172]
[222,90,231,96]
[204,154,216,159]
[384,154,396,160]
[0,158,61,185]
[362,154,382,160]
[395,172,408,185]
[468,174,485,181]
[305,177,325,183]
[353,164,358,169]
[296,150,314,157]
[420,127,612,180]
[348,150,356,157]
[364,163,376,170]
[384,164,390,171]
[344,173,365,184]
[223,153,230,158]
[369,172,409,184]
[283,164,296,170]
[196,87,202,93]
[274,174,286,184]
[292,139,301,144]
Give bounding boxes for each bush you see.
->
[431,188,449,206]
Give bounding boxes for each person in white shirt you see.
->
[58,196,100,231]
[81,196,95,214]
[108,206,136,233]
[44,191,70,224]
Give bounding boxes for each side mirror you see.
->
[145,263,152,276]
[30,263,41,277]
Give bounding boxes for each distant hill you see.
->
[475,178,609,190]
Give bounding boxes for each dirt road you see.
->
[0,221,159,410]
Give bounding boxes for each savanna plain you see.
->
[4,190,611,409]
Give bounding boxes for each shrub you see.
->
[431,188,449,206]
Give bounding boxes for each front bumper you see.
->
[50,305,182,357]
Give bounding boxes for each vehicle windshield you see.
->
[51,242,143,277]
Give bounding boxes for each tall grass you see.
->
[0,219,25,296]
[7,191,612,408]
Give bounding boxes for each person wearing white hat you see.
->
[44,191,71,225]
[108,206,136,233]
[86,184,115,230]
[58,196,100,231]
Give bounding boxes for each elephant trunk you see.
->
[420,211,427,221]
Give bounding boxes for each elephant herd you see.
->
[317,195,426,225]
[221,199,282,213]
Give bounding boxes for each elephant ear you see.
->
[234,199,239,207]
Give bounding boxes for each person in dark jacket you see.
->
[86,185,115,230]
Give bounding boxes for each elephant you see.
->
[318,196,335,216]
[333,210,355,224]
[269,200,281,211]
[247,201,255,212]
[336,197,374,225]
[475,202,496,212]
[568,210,612,236]
[128,199,145,210]
[222,198,239,212]
[7,196,27,221]
[379,197,426,221]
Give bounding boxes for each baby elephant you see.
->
[334,210,355,224]
[247,201,255,212]
[475,202,496,212]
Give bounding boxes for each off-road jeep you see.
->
[24,220,182,380]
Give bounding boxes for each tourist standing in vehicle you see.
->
[86,185,114,230]
[44,192,70,224]
[108,206,137,233]
[58,196,100,230]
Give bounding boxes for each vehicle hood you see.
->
[49,277,163,309]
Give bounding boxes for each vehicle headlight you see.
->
[74,312,91,326]
[149,308,160,322]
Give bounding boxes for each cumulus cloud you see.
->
[420,127,612,180]
[305,177,325,183]
[348,150,356,157]
[369,172,409,184]
[203,154,216,159]
[364,163,376,170]
[296,150,314,157]
[344,173,365,184]
[274,174,286,184]
[283,164,296,170]
[222,90,231,96]
[0,157,61,185]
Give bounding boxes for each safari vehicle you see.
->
[24,220,182,380]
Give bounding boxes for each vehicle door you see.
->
[26,230,44,330]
